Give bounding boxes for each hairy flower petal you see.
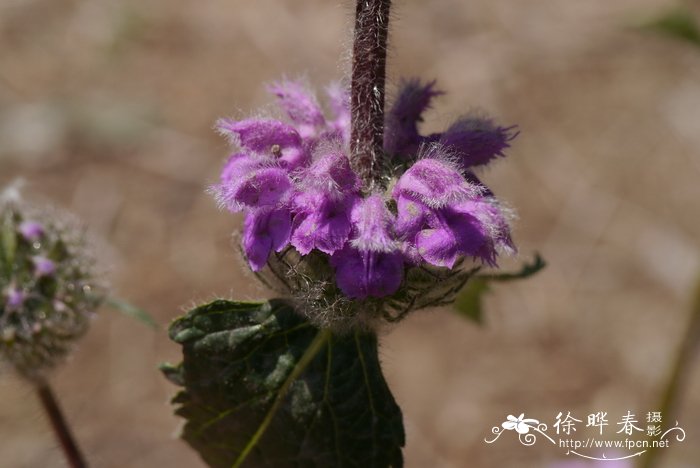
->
[297,150,360,197]
[439,115,518,168]
[242,208,292,271]
[384,79,443,156]
[217,118,308,169]
[416,198,512,267]
[220,167,292,211]
[267,80,326,138]
[291,194,356,255]
[331,247,403,299]
[220,153,264,183]
[451,198,515,257]
[325,83,351,145]
[415,227,462,268]
[350,194,395,252]
[392,155,481,208]
[395,194,429,241]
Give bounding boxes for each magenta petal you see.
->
[366,251,403,297]
[217,118,308,169]
[230,167,292,209]
[220,153,263,183]
[267,80,325,138]
[395,194,429,241]
[242,209,292,271]
[393,155,480,208]
[330,247,366,298]
[298,150,360,196]
[331,247,403,299]
[398,240,422,265]
[443,209,495,265]
[291,195,354,255]
[218,118,300,151]
[32,256,56,277]
[450,199,514,260]
[415,227,461,268]
[350,194,395,252]
[18,221,45,241]
[440,116,518,169]
[384,79,443,156]
[4,286,25,310]
[416,199,513,267]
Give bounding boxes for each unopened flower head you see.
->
[211,78,517,330]
[0,194,105,381]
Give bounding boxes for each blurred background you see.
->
[1,0,700,466]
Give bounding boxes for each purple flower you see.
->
[331,247,403,299]
[18,221,44,242]
[4,286,25,311]
[392,152,482,208]
[217,165,292,212]
[242,208,292,271]
[32,256,56,277]
[414,198,512,268]
[296,149,360,198]
[219,153,263,184]
[331,195,403,299]
[394,195,430,264]
[349,194,396,252]
[291,192,356,255]
[289,150,361,256]
[437,115,518,169]
[384,79,443,156]
[210,77,518,310]
[267,80,326,139]
[217,118,308,169]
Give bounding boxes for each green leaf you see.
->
[453,277,490,324]
[162,299,405,468]
[640,7,700,47]
[105,296,159,329]
[453,253,546,324]
[0,215,17,276]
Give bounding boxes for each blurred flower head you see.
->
[0,190,105,381]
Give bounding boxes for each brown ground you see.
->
[1,0,699,467]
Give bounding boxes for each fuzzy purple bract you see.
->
[212,78,516,327]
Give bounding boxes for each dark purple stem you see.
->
[37,382,88,468]
[350,0,391,187]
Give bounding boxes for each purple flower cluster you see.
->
[1,198,104,380]
[213,79,516,300]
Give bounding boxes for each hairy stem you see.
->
[36,381,88,468]
[350,0,391,187]
[640,276,700,468]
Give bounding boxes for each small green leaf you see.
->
[162,299,405,468]
[0,217,17,275]
[105,296,159,329]
[640,7,700,47]
[453,253,545,324]
[453,277,489,324]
